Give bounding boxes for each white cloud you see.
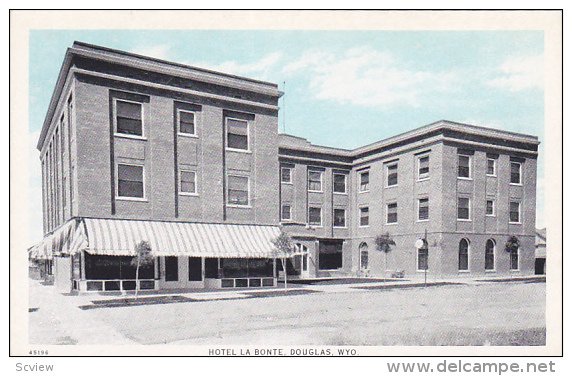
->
[129,44,172,60]
[192,52,283,80]
[487,54,543,92]
[283,46,457,108]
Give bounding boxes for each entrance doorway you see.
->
[535,258,546,275]
[294,244,310,278]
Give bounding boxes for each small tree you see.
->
[505,235,520,253]
[375,232,396,282]
[271,230,296,289]
[131,241,154,299]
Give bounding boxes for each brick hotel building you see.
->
[30,42,539,292]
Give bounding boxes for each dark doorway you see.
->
[188,257,203,281]
[165,256,179,281]
[535,258,546,275]
[205,258,219,278]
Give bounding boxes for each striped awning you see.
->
[28,219,88,260]
[83,218,282,258]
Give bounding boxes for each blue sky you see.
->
[28,30,545,244]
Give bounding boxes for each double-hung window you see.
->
[509,201,521,223]
[359,207,369,227]
[281,167,292,184]
[308,170,322,192]
[510,162,522,184]
[333,173,347,194]
[227,175,249,206]
[386,202,398,224]
[457,197,470,220]
[117,164,144,199]
[333,208,346,228]
[359,171,369,192]
[115,100,143,136]
[178,110,196,136]
[417,155,430,180]
[458,155,471,178]
[281,204,292,221]
[179,171,197,195]
[486,199,495,216]
[386,163,398,187]
[418,198,429,221]
[487,158,496,176]
[308,207,322,226]
[226,118,249,151]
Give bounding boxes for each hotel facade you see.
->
[31,42,540,292]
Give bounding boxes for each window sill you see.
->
[114,133,147,141]
[416,270,429,273]
[416,219,429,223]
[333,226,348,229]
[458,270,470,273]
[385,185,398,189]
[417,177,430,182]
[385,222,398,226]
[457,219,472,222]
[485,269,497,273]
[509,222,522,225]
[178,133,198,139]
[486,174,497,178]
[457,177,473,181]
[485,214,496,217]
[509,183,523,186]
[227,204,252,209]
[115,197,148,202]
[179,192,199,197]
[281,181,293,185]
[359,225,370,228]
[359,190,370,194]
[308,190,323,194]
[307,225,323,228]
[333,191,348,195]
[226,148,252,154]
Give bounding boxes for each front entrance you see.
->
[293,244,310,279]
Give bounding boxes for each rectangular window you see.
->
[359,171,370,192]
[281,204,292,221]
[188,257,202,281]
[487,158,496,176]
[281,167,292,183]
[386,202,398,224]
[308,170,323,192]
[179,171,197,195]
[115,100,143,136]
[386,163,398,187]
[359,207,369,227]
[333,173,347,193]
[165,256,179,282]
[417,155,430,180]
[308,207,322,226]
[178,110,196,136]
[418,198,429,221]
[457,197,470,220]
[226,118,249,150]
[510,162,522,184]
[333,208,346,228]
[117,164,144,199]
[227,175,249,206]
[417,248,428,271]
[318,241,343,270]
[486,199,495,216]
[509,201,521,223]
[458,155,471,178]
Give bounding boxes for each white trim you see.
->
[281,203,292,221]
[509,201,522,224]
[115,162,146,200]
[458,238,471,272]
[486,158,497,177]
[416,154,430,181]
[226,174,250,207]
[417,197,429,222]
[178,169,198,196]
[485,199,496,217]
[385,162,398,188]
[416,247,429,272]
[358,170,370,192]
[484,238,496,272]
[308,206,323,227]
[225,117,250,152]
[113,98,145,138]
[457,196,471,221]
[280,167,293,184]
[457,154,472,179]
[307,169,323,193]
[358,206,370,227]
[176,108,198,137]
[333,208,347,228]
[386,202,398,225]
[510,161,522,185]
[333,172,347,194]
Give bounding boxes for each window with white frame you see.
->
[281,204,292,221]
[227,175,249,206]
[458,155,471,178]
[487,158,496,176]
[333,208,346,227]
[510,162,522,184]
[417,155,430,180]
[281,167,292,184]
[457,197,470,220]
[117,164,144,198]
[486,199,495,216]
[115,100,143,136]
[359,207,369,227]
[179,170,197,195]
[308,170,323,192]
[386,163,398,187]
[458,238,470,271]
[308,207,322,226]
[386,202,398,224]
[178,110,196,136]
[226,118,249,150]
[418,198,429,221]
[359,171,370,192]
[485,239,495,271]
[509,201,521,223]
[333,173,347,194]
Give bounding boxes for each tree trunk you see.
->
[384,252,387,283]
[134,254,141,299]
[282,257,288,290]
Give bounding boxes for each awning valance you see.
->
[28,219,87,260]
[83,218,281,258]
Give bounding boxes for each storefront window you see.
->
[84,253,154,280]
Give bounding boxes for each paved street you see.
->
[29,278,545,346]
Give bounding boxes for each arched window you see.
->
[359,242,369,270]
[485,239,495,271]
[510,248,519,270]
[458,238,470,271]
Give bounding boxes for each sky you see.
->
[28,30,545,244]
